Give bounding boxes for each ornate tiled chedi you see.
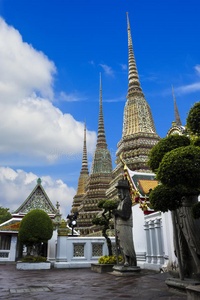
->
[71,122,89,213]
[106,13,160,202]
[77,74,113,235]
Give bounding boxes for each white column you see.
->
[149,220,157,264]
[154,218,164,264]
[56,236,68,262]
[144,221,151,263]
[9,235,17,261]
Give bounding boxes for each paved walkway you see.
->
[0,264,186,300]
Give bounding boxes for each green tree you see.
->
[186,101,200,136]
[18,209,53,256]
[92,199,118,256]
[148,102,200,279]
[0,206,12,224]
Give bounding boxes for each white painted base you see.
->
[16,262,51,270]
[54,261,92,268]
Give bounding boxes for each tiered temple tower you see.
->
[106,13,160,201]
[71,121,89,213]
[77,74,113,235]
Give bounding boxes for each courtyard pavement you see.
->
[0,264,186,300]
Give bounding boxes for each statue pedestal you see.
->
[112,265,141,276]
[166,277,200,293]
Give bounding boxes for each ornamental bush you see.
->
[98,255,123,264]
[186,102,200,136]
[149,184,183,212]
[18,209,53,255]
[157,145,200,190]
[148,134,190,172]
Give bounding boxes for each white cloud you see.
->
[59,91,86,102]
[0,17,56,101]
[99,63,114,76]
[0,18,96,162]
[176,82,200,95]
[120,64,127,70]
[0,167,75,216]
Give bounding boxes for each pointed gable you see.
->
[14,178,56,215]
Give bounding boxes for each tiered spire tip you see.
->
[126,12,144,97]
[172,85,182,126]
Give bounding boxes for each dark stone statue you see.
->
[173,195,200,279]
[113,179,136,267]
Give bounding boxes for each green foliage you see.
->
[102,200,118,210]
[186,102,200,136]
[193,137,200,147]
[97,199,106,208]
[92,217,107,226]
[149,185,183,212]
[191,202,200,219]
[98,255,123,264]
[148,134,191,172]
[0,206,12,224]
[18,209,53,248]
[22,255,47,263]
[157,146,200,189]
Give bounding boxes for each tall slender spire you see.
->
[96,73,107,149]
[126,12,144,97]
[80,120,89,174]
[90,74,112,174]
[172,85,182,126]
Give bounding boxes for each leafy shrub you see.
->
[191,202,200,219]
[22,256,36,262]
[34,256,47,262]
[22,255,47,263]
[98,255,123,264]
[186,102,200,136]
[149,185,183,212]
[157,146,200,189]
[148,134,190,172]
[18,209,53,254]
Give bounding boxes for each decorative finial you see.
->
[127,12,130,30]
[37,178,42,185]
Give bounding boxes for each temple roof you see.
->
[13,178,57,215]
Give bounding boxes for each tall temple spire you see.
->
[172,85,182,126]
[80,120,89,175]
[91,74,112,174]
[114,13,160,172]
[71,122,89,213]
[126,12,144,97]
[76,75,113,235]
[96,73,107,149]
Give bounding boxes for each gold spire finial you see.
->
[100,72,102,91]
[127,12,130,30]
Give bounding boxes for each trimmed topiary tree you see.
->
[186,101,200,136]
[92,199,118,257]
[148,134,190,172]
[148,102,200,280]
[18,209,53,257]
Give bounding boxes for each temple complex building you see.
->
[106,13,160,202]
[71,122,89,213]
[77,75,113,235]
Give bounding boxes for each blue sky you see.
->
[0,0,200,216]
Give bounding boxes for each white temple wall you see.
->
[47,230,57,261]
[132,204,176,270]
[54,236,115,268]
